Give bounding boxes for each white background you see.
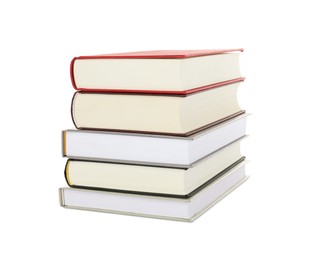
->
[1,0,309,259]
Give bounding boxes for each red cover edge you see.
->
[75,48,244,59]
[73,77,245,96]
[70,49,244,93]
[70,57,78,90]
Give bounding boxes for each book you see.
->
[71,81,244,135]
[70,49,244,94]
[59,160,248,222]
[63,113,247,166]
[64,138,245,196]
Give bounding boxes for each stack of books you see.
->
[59,49,248,222]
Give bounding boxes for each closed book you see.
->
[64,138,245,197]
[70,49,243,95]
[71,81,244,136]
[63,113,247,166]
[60,160,248,222]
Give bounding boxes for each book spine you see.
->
[61,130,67,157]
[70,57,78,90]
[64,159,72,186]
[70,92,79,129]
[58,188,65,206]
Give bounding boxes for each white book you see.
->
[59,161,248,222]
[63,113,247,167]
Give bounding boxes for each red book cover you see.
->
[74,48,244,59]
[70,49,244,95]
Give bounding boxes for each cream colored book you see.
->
[63,114,247,166]
[71,82,244,135]
[65,138,245,197]
[59,161,248,222]
[71,49,243,93]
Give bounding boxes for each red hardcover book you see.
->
[70,49,244,95]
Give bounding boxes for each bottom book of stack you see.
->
[59,160,248,222]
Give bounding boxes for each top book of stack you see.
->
[70,49,244,95]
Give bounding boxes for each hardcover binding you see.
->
[74,48,244,59]
[72,77,245,95]
[60,175,249,222]
[64,157,246,199]
[70,48,244,91]
[70,96,246,137]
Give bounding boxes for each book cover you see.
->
[63,114,248,166]
[70,49,244,94]
[72,48,244,59]
[70,82,244,136]
[59,161,248,222]
[63,137,245,197]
